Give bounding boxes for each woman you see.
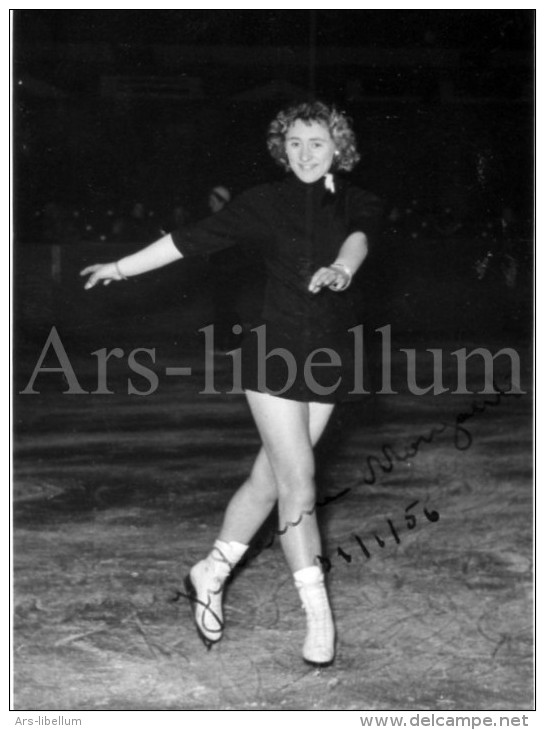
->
[81,101,382,667]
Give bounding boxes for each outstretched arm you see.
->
[80,233,182,289]
[308,231,368,294]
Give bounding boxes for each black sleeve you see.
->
[171,186,270,257]
[345,187,384,248]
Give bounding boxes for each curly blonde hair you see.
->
[267,101,360,173]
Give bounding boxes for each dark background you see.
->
[12,10,534,348]
[13,10,534,236]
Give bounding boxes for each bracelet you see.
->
[115,261,128,280]
[330,261,352,289]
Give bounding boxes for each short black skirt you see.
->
[239,319,366,404]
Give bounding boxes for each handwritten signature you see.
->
[173,499,440,634]
[359,379,521,487]
[173,381,522,630]
[252,380,520,553]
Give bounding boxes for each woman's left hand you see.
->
[308,265,350,294]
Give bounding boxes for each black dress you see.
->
[172,174,382,403]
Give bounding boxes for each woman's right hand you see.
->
[80,262,125,290]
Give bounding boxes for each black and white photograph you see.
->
[11,8,535,719]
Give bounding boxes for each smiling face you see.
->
[285,119,337,184]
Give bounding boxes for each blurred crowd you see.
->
[36,195,531,244]
[383,199,530,288]
[31,192,531,293]
[37,200,181,246]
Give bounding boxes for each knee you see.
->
[244,473,278,507]
[275,459,316,511]
[247,458,278,501]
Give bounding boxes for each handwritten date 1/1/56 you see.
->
[316,501,439,572]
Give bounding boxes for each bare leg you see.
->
[186,391,335,649]
[219,394,334,548]
[218,447,278,544]
[244,390,335,572]
[243,391,336,665]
